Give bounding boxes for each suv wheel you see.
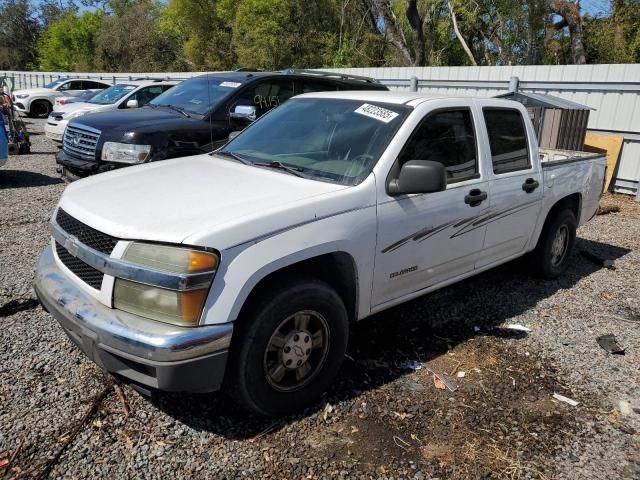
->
[225,275,349,416]
[530,209,577,279]
[30,100,52,118]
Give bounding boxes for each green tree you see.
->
[0,0,39,70]
[160,0,236,70]
[37,10,104,71]
[95,0,179,71]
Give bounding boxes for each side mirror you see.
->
[388,160,447,196]
[230,104,256,122]
[126,99,139,108]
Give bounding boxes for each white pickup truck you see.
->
[35,91,606,416]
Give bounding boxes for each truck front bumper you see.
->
[34,247,233,393]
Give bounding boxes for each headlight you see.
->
[102,141,151,164]
[15,93,29,99]
[113,243,219,326]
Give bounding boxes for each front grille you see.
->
[63,123,100,160]
[56,208,118,255]
[55,242,104,289]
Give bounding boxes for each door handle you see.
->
[464,189,487,207]
[522,178,539,193]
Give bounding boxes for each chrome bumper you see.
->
[34,247,233,392]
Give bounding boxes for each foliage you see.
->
[94,0,179,71]
[37,11,104,71]
[4,0,637,73]
[0,0,39,70]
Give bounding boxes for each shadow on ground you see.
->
[0,170,63,189]
[151,237,630,439]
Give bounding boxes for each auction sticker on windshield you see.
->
[220,81,242,88]
[354,103,399,123]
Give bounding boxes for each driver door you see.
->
[372,106,490,308]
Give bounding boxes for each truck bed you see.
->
[539,148,605,168]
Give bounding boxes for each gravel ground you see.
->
[0,118,638,479]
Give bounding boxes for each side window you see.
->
[483,108,530,174]
[298,80,336,94]
[131,86,165,107]
[57,81,72,91]
[233,80,295,117]
[398,108,478,183]
[68,80,84,90]
[84,81,106,89]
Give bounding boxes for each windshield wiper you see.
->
[162,104,190,117]
[215,150,252,165]
[253,161,307,178]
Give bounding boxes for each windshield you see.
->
[149,75,242,115]
[88,84,137,105]
[45,79,67,89]
[222,98,410,186]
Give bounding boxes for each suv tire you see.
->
[225,275,349,416]
[530,209,577,279]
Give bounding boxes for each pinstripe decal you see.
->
[380,199,540,253]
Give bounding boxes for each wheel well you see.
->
[240,252,358,322]
[32,99,51,106]
[547,193,582,225]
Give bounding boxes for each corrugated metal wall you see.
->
[3,64,640,197]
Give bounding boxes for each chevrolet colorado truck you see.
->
[35,91,606,416]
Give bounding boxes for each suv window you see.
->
[129,85,166,107]
[483,108,530,174]
[233,80,295,117]
[83,81,107,89]
[57,81,76,91]
[297,79,337,94]
[398,108,478,183]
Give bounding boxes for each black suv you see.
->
[56,69,387,178]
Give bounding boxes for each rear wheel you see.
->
[529,209,577,279]
[225,276,349,416]
[29,100,52,118]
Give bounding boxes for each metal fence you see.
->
[2,64,640,198]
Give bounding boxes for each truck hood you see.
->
[69,107,198,134]
[58,154,357,248]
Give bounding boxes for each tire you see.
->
[225,275,349,416]
[29,100,52,118]
[529,209,577,279]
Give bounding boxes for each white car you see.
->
[45,80,178,142]
[35,91,606,415]
[12,78,111,118]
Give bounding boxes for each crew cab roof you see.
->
[296,90,525,108]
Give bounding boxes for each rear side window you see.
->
[298,80,336,94]
[398,108,478,183]
[483,108,530,174]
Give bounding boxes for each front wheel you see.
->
[29,100,52,118]
[225,276,349,416]
[529,209,577,279]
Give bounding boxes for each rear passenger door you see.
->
[475,104,543,268]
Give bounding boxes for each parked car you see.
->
[12,78,111,118]
[46,80,178,143]
[55,70,387,179]
[35,92,606,415]
[54,89,101,109]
